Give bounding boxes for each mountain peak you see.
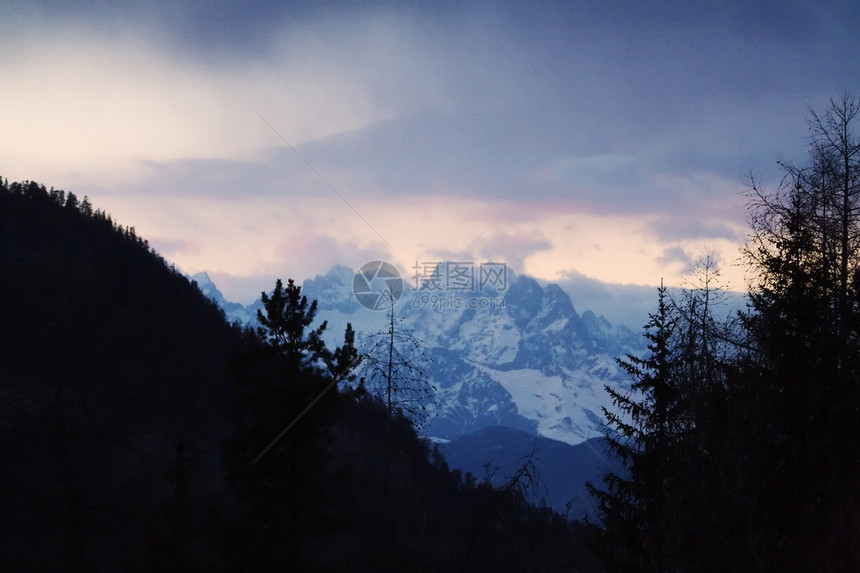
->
[190,271,213,286]
[504,276,581,332]
[504,275,546,329]
[322,264,355,280]
[302,264,361,313]
[190,271,223,303]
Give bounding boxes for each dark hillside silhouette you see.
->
[0,179,241,570]
[0,178,602,571]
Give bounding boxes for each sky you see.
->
[4,1,860,323]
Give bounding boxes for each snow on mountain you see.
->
[196,265,645,446]
[302,264,362,314]
[476,364,614,445]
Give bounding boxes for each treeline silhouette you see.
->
[0,180,241,570]
[0,179,599,571]
[588,95,860,571]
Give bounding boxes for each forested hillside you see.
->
[588,96,860,571]
[0,180,600,571]
[0,180,242,569]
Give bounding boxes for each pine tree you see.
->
[587,283,683,571]
[220,278,360,569]
[255,278,330,374]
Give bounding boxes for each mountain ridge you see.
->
[441,426,617,516]
[195,263,645,447]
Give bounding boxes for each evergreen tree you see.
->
[587,283,682,571]
[741,94,860,568]
[255,278,331,374]
[220,278,359,569]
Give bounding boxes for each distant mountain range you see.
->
[191,265,644,514]
[192,265,644,446]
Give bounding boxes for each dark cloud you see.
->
[291,108,573,196]
[648,217,746,244]
[424,230,552,275]
[3,1,344,59]
[20,0,859,218]
[127,155,330,199]
[7,0,860,296]
[657,246,693,268]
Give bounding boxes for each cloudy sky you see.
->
[4,1,860,315]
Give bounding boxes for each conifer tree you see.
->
[221,278,359,569]
[587,283,682,571]
[256,278,331,373]
[741,94,860,568]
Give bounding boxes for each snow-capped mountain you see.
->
[194,265,645,447]
[399,272,642,445]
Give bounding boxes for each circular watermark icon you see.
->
[353,260,404,311]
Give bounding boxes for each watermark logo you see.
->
[411,261,508,311]
[353,260,404,310]
[411,292,506,311]
[412,261,508,293]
